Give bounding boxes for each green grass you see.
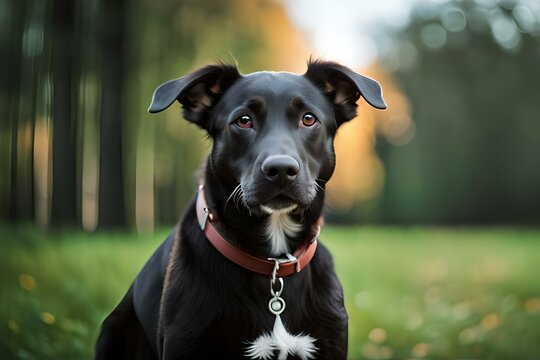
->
[1,225,540,359]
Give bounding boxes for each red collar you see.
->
[196,185,320,277]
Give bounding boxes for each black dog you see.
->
[96,60,385,359]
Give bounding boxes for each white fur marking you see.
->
[246,315,317,360]
[260,205,301,256]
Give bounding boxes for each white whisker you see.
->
[235,187,244,208]
[225,184,242,211]
[314,181,325,193]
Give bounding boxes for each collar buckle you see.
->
[268,253,298,274]
[268,252,297,265]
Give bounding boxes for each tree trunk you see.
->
[0,0,25,221]
[97,0,127,229]
[50,0,78,226]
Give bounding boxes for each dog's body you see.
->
[96,60,385,359]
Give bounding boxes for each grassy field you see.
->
[1,225,539,359]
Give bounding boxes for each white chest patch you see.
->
[261,205,302,256]
[246,315,317,360]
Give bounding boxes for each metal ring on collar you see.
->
[270,277,284,297]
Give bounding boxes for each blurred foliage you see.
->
[374,0,540,224]
[1,225,540,359]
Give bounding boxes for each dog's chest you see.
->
[168,271,321,357]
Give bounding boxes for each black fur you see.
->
[96,60,386,359]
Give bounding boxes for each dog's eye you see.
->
[301,113,317,127]
[234,115,253,129]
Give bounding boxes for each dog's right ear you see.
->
[304,59,386,126]
[148,64,241,127]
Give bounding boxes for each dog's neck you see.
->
[260,205,303,255]
[202,168,324,257]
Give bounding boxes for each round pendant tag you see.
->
[268,296,286,315]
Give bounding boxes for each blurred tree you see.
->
[377,0,540,224]
[0,0,26,220]
[51,0,78,226]
[97,0,127,229]
[1,0,51,223]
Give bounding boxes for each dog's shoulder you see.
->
[132,230,177,353]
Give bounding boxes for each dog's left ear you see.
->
[304,60,387,124]
[148,64,241,127]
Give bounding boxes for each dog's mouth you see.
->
[238,179,318,216]
[260,194,298,214]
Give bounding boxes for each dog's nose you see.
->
[261,155,299,184]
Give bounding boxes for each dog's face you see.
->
[149,60,386,216]
[209,72,338,214]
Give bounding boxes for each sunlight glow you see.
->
[285,0,422,68]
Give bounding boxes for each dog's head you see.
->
[149,60,385,217]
